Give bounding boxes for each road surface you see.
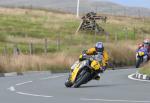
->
[0,68,150,103]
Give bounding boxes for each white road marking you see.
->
[128,74,150,82]
[8,86,15,92]
[16,81,33,86]
[17,92,53,98]
[81,98,150,103]
[7,74,64,98]
[40,75,65,80]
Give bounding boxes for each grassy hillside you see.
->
[0,7,150,73]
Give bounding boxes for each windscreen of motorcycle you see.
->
[71,61,79,70]
[71,60,87,70]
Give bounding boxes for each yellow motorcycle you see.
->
[65,54,102,88]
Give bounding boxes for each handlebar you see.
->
[82,54,102,62]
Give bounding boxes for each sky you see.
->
[101,0,150,9]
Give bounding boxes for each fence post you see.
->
[44,38,48,54]
[13,43,20,55]
[3,46,8,56]
[93,28,97,43]
[105,32,109,42]
[115,33,118,42]
[133,27,136,40]
[57,40,60,50]
[123,27,127,40]
[29,42,33,55]
[57,33,61,50]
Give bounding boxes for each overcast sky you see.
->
[95,0,150,8]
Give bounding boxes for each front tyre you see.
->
[73,71,90,88]
[136,58,142,68]
[65,80,73,87]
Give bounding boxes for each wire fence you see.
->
[0,31,148,56]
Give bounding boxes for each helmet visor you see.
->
[96,47,104,52]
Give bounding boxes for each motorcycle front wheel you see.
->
[65,80,73,87]
[73,71,91,88]
[136,58,142,68]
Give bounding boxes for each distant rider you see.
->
[137,39,150,60]
[80,42,109,80]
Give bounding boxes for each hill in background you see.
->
[0,0,150,17]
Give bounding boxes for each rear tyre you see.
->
[73,71,90,88]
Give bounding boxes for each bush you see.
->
[106,41,135,67]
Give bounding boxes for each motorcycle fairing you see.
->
[70,61,86,83]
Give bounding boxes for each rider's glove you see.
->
[82,54,87,59]
[79,54,87,61]
[99,67,106,73]
[82,50,87,54]
[102,66,106,71]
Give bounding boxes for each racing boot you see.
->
[93,73,100,80]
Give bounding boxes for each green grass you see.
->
[1,8,149,48]
[0,14,50,38]
[139,68,150,76]
[139,62,150,76]
[0,9,149,40]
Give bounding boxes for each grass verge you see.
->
[0,53,74,73]
[139,62,150,76]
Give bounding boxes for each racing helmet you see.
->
[143,39,150,47]
[95,42,104,52]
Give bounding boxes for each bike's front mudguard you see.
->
[65,67,81,88]
[70,67,80,83]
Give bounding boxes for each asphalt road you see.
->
[0,68,150,103]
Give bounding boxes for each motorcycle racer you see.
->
[79,42,109,80]
[137,39,150,60]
